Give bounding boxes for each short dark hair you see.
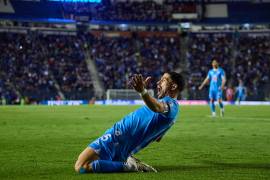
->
[168,72,185,92]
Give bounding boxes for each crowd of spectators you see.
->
[0,32,93,104]
[89,34,180,90]
[233,35,270,100]
[0,30,269,104]
[0,32,58,104]
[39,34,93,100]
[62,0,196,22]
[186,33,270,101]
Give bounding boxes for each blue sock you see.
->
[91,160,124,173]
[210,102,215,113]
[79,167,88,174]
[219,102,224,109]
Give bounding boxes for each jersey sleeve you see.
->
[207,71,211,79]
[220,69,226,79]
[159,96,178,119]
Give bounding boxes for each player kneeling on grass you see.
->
[75,72,185,173]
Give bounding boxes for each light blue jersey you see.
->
[89,96,179,161]
[236,85,246,101]
[207,68,225,100]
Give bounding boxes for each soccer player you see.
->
[199,60,226,117]
[75,72,185,173]
[235,79,246,105]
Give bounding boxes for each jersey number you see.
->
[101,134,111,141]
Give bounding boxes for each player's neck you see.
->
[167,92,178,99]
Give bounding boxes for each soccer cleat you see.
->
[220,109,224,117]
[212,112,216,117]
[126,156,158,173]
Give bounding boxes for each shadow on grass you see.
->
[156,161,270,172]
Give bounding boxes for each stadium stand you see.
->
[0,1,270,104]
[40,34,93,100]
[1,28,269,104]
[88,32,180,90]
[0,32,94,103]
[0,32,58,104]
[233,35,270,100]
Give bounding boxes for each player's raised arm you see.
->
[129,74,167,113]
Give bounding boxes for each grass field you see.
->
[0,105,270,180]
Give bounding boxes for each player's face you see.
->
[156,73,173,99]
[212,61,218,69]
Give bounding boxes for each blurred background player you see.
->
[199,60,226,117]
[235,79,247,105]
[74,72,185,174]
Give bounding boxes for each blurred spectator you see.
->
[226,86,234,103]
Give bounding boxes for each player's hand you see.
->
[130,74,151,93]
[219,86,225,90]
[198,85,203,90]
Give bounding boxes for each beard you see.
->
[157,87,167,99]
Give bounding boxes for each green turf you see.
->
[0,105,270,180]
